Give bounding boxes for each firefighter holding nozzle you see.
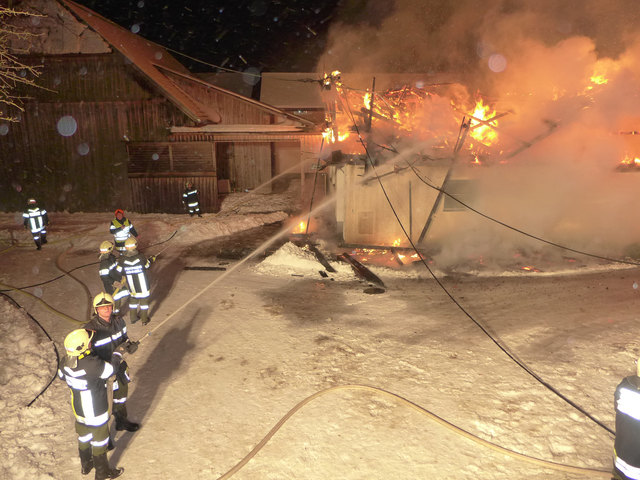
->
[84,293,141,435]
[58,328,125,479]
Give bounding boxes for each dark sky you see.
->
[75,0,342,73]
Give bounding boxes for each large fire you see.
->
[320,71,502,164]
[468,99,499,147]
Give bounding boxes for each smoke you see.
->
[317,0,640,267]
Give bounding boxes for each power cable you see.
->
[338,92,615,436]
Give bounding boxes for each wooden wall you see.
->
[0,54,192,212]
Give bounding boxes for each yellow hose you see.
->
[216,384,612,479]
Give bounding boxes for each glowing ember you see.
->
[521,266,541,273]
[620,154,640,166]
[392,238,401,247]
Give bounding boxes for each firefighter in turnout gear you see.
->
[182,181,202,217]
[84,292,141,434]
[109,209,138,253]
[614,357,640,480]
[22,198,49,250]
[58,329,124,479]
[116,236,156,325]
[98,241,129,315]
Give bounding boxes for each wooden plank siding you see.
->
[0,53,193,212]
[164,72,276,125]
[129,176,217,214]
[127,141,217,213]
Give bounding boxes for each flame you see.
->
[392,238,401,247]
[521,266,541,273]
[621,154,640,166]
[292,221,307,234]
[469,99,498,146]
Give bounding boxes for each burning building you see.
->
[311,63,640,268]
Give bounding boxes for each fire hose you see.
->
[215,384,612,479]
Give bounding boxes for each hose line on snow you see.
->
[0,292,61,407]
[0,281,84,325]
[216,384,612,479]
[338,97,616,437]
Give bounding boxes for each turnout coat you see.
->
[116,251,153,298]
[84,314,129,361]
[57,351,118,426]
[614,375,640,480]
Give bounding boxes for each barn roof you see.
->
[58,0,312,127]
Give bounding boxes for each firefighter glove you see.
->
[150,256,157,263]
[125,340,139,354]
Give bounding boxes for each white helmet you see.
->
[28,198,37,205]
[64,329,94,356]
[92,292,115,314]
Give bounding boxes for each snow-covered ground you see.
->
[1,190,637,479]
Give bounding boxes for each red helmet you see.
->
[114,209,124,217]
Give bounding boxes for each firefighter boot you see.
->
[42,233,48,244]
[79,447,94,475]
[34,238,41,250]
[115,407,140,432]
[141,310,150,326]
[93,453,123,480]
[129,309,139,324]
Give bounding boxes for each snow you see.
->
[0,190,636,479]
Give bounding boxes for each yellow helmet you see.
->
[64,329,94,356]
[99,240,114,254]
[124,237,138,251]
[92,292,115,313]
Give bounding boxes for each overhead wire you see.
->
[404,162,640,266]
[337,86,615,436]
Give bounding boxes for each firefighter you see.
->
[22,198,49,250]
[58,328,124,479]
[116,236,156,325]
[109,209,138,253]
[182,181,202,217]
[98,241,129,315]
[84,292,140,433]
[614,357,640,480]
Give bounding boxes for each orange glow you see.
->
[469,99,498,146]
[292,221,307,234]
[621,154,640,166]
[521,266,541,273]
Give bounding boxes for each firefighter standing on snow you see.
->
[84,293,140,434]
[614,357,640,480]
[22,198,49,250]
[116,237,156,325]
[57,328,124,479]
[182,181,202,217]
[109,209,138,253]
[98,241,129,315]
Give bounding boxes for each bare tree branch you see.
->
[0,6,44,123]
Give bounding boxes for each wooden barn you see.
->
[0,0,321,213]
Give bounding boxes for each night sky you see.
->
[75,0,343,73]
